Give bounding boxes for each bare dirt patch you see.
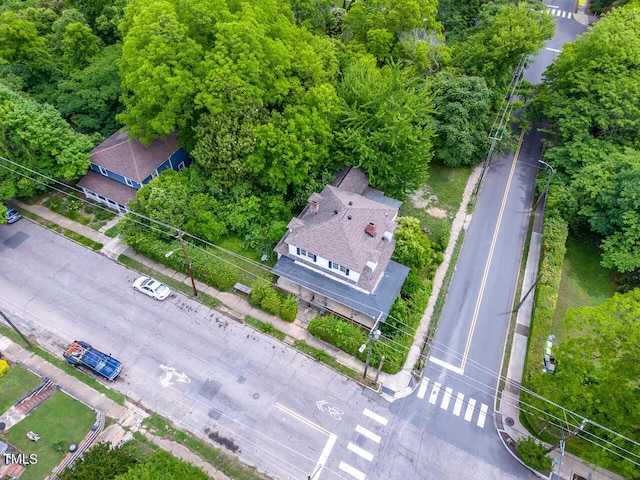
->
[410,188,448,219]
[426,207,448,219]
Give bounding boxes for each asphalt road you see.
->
[384,3,588,479]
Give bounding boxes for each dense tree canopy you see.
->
[342,0,442,70]
[430,71,491,167]
[526,289,640,478]
[451,1,554,89]
[334,58,435,199]
[0,82,93,198]
[534,5,640,274]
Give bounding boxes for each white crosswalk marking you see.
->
[548,7,572,18]
[356,425,381,444]
[477,404,489,428]
[452,393,464,416]
[464,398,476,422]
[339,461,366,480]
[440,387,453,410]
[429,382,441,405]
[417,378,428,399]
[363,408,388,426]
[348,442,374,462]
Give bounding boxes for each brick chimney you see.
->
[365,222,376,237]
[309,199,319,213]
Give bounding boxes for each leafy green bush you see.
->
[94,207,114,221]
[260,289,282,315]
[250,279,271,305]
[308,315,367,356]
[280,295,298,322]
[516,437,552,473]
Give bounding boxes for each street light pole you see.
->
[178,231,198,297]
[532,159,556,212]
[363,314,382,383]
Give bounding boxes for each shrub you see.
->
[260,289,282,316]
[0,359,8,377]
[280,295,298,322]
[516,437,552,473]
[94,207,114,221]
[250,279,271,305]
[308,315,367,356]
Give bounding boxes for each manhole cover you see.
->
[505,417,515,426]
[253,393,260,400]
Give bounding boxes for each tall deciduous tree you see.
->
[61,22,101,72]
[342,0,441,65]
[56,44,124,137]
[568,150,640,272]
[334,57,435,199]
[452,1,554,89]
[430,71,491,167]
[0,82,93,199]
[118,0,204,144]
[534,7,640,149]
[528,289,640,478]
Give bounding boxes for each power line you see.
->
[3,156,640,468]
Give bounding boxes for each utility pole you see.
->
[0,309,32,347]
[547,418,587,454]
[179,231,198,297]
[362,314,382,384]
[532,159,556,212]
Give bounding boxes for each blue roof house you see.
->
[78,131,191,213]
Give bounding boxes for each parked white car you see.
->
[132,276,171,301]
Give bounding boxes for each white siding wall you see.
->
[287,244,361,282]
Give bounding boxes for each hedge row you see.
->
[124,232,237,291]
[307,271,433,375]
[525,214,568,377]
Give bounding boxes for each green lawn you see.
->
[551,236,618,341]
[4,391,96,480]
[0,364,41,415]
[400,163,472,249]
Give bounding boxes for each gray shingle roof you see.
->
[274,167,403,294]
[283,185,397,273]
[90,131,180,182]
[273,256,409,320]
[77,171,136,205]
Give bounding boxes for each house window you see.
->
[296,247,317,262]
[98,166,108,176]
[177,161,186,171]
[125,177,133,187]
[329,261,350,276]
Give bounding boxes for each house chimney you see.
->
[309,199,319,213]
[365,222,376,237]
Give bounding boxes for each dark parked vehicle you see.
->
[3,205,22,224]
[63,340,123,381]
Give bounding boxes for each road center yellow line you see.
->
[275,403,331,437]
[460,130,526,372]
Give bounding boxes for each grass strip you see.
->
[244,316,286,341]
[291,340,358,378]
